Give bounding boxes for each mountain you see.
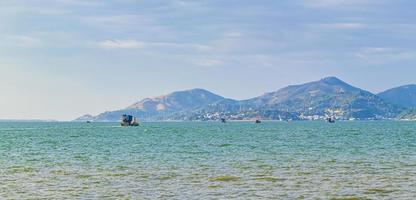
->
[397,108,416,120]
[74,114,94,122]
[80,89,227,122]
[244,77,397,119]
[127,88,225,112]
[76,77,401,122]
[378,84,416,108]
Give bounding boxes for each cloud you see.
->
[224,32,244,38]
[317,23,367,30]
[2,35,43,47]
[82,14,152,26]
[302,0,373,8]
[0,31,88,49]
[55,0,104,7]
[150,42,212,52]
[194,59,223,67]
[304,0,369,7]
[80,14,170,34]
[0,4,71,16]
[98,40,145,49]
[355,47,416,64]
[97,39,212,52]
[174,0,200,7]
[0,0,103,16]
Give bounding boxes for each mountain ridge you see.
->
[378,84,416,108]
[75,77,413,122]
[126,88,226,112]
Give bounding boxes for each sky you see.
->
[0,0,416,120]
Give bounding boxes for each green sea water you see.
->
[0,121,415,199]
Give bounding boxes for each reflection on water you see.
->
[0,121,415,199]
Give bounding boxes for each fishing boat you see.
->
[121,114,140,126]
[255,119,261,124]
[327,116,336,123]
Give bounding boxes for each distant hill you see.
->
[75,77,402,122]
[74,114,94,122]
[77,89,228,122]
[127,88,225,112]
[378,84,416,108]
[244,77,397,119]
[397,108,416,120]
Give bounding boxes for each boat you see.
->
[327,116,336,123]
[121,114,140,126]
[255,119,261,124]
[86,121,92,124]
[221,118,226,123]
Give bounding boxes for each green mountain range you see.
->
[76,77,415,122]
[378,84,416,108]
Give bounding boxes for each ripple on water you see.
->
[156,173,179,180]
[219,144,232,147]
[114,165,130,170]
[330,197,363,200]
[1,121,415,199]
[253,176,286,182]
[364,188,395,194]
[208,185,222,189]
[76,174,93,179]
[210,176,241,182]
[49,169,71,176]
[8,166,37,174]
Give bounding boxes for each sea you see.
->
[0,121,415,199]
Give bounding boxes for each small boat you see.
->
[255,119,261,124]
[86,121,92,124]
[121,114,140,126]
[221,118,226,123]
[327,117,336,123]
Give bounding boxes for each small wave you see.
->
[253,176,285,182]
[210,175,241,182]
[106,172,133,177]
[50,169,71,176]
[219,144,232,147]
[8,166,37,174]
[76,174,93,179]
[364,188,395,194]
[330,197,362,200]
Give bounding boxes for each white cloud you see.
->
[355,47,416,64]
[55,0,104,7]
[0,0,102,16]
[302,0,373,8]
[224,32,244,38]
[318,23,367,29]
[98,40,145,49]
[82,14,152,26]
[150,42,212,52]
[80,14,169,34]
[194,59,224,67]
[97,39,212,52]
[3,35,43,47]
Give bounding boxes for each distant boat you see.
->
[121,115,140,126]
[255,119,261,124]
[327,117,336,123]
[221,118,226,123]
[86,121,92,124]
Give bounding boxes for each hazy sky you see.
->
[1,0,415,120]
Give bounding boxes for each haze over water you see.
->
[1,121,415,199]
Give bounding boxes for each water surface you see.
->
[0,121,415,199]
